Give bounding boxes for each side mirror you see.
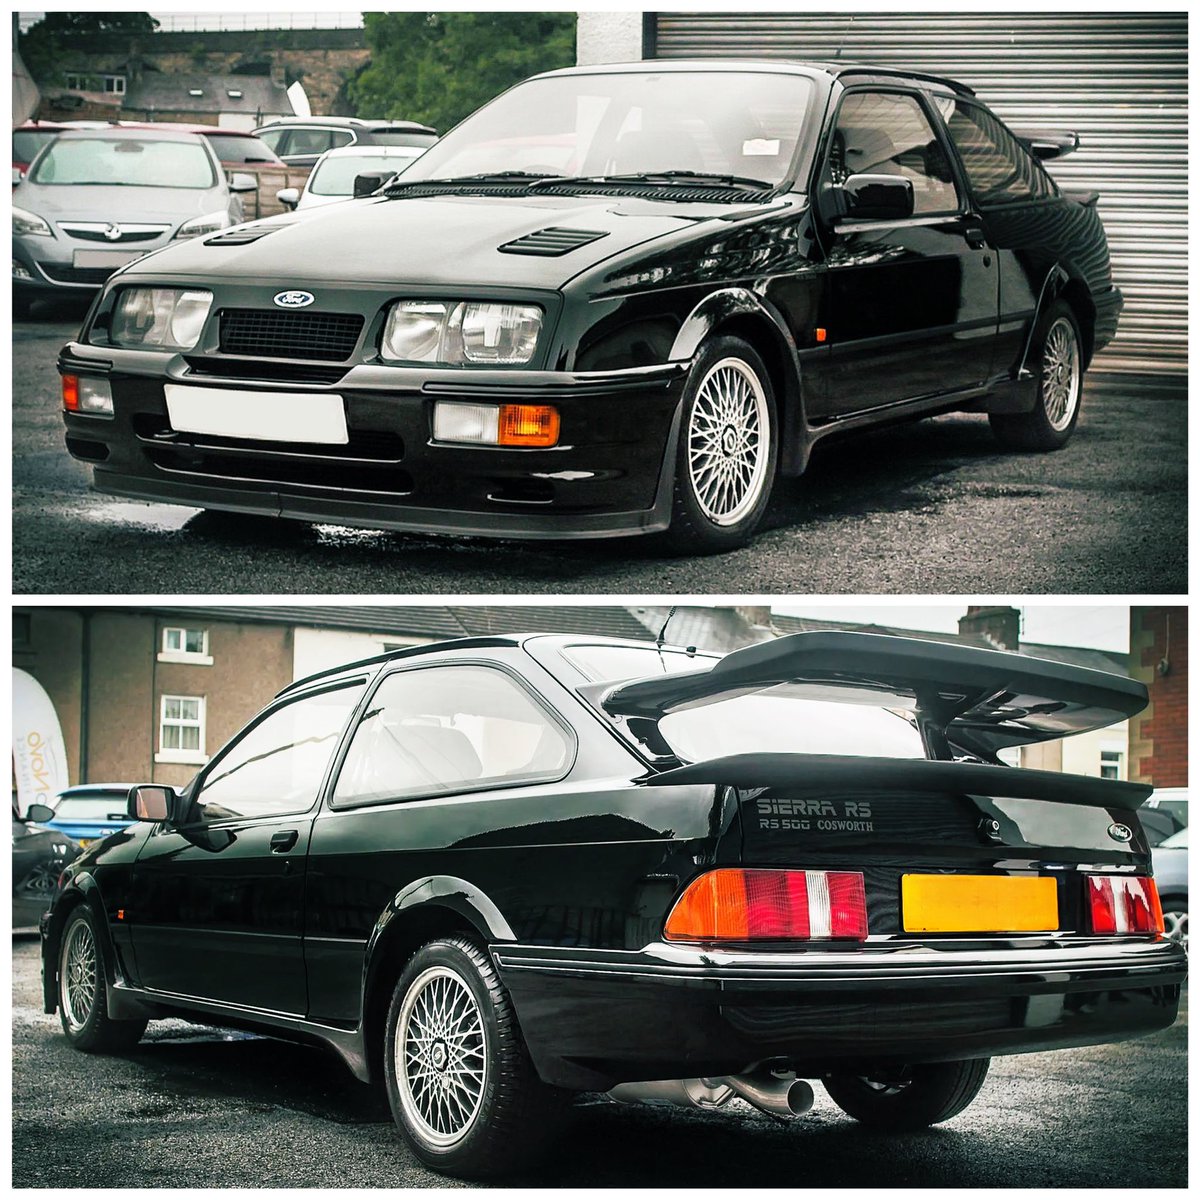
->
[353,171,391,199]
[128,784,178,823]
[275,186,300,210]
[836,173,915,223]
[24,803,56,823]
[1019,130,1080,161]
[229,172,258,193]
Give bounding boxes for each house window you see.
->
[1100,750,1124,781]
[159,626,212,665]
[102,74,126,95]
[157,695,207,765]
[64,72,86,90]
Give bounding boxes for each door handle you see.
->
[270,829,299,853]
[963,226,987,250]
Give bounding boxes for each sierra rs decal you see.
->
[755,798,874,833]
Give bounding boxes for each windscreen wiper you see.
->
[532,170,776,192]
[382,170,565,195]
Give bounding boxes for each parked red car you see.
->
[116,122,285,167]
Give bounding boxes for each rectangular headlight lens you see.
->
[382,300,450,362]
[381,300,542,365]
[109,287,213,351]
[460,302,542,364]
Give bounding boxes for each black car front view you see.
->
[40,632,1184,1177]
[57,60,1122,552]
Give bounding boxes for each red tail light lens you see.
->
[664,868,868,942]
[62,374,80,412]
[1085,875,1164,936]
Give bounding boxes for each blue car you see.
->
[35,785,138,846]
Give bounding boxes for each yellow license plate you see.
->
[901,874,1059,933]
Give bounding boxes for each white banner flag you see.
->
[12,668,70,815]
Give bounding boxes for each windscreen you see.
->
[400,70,815,186]
[31,137,217,188]
[52,794,128,819]
[309,151,422,195]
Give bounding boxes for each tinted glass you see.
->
[13,130,60,162]
[369,130,439,148]
[565,643,714,683]
[284,129,337,157]
[257,128,286,152]
[308,151,421,195]
[402,70,815,187]
[205,134,279,164]
[30,137,217,188]
[53,794,129,819]
[191,684,362,823]
[944,100,1055,205]
[333,665,572,805]
[826,91,959,215]
[1160,827,1188,849]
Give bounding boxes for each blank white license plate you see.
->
[72,248,146,269]
[164,384,349,445]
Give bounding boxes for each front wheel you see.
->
[1159,894,1188,950]
[384,936,563,1178]
[58,907,147,1051]
[664,335,779,554]
[990,300,1083,451]
[824,1058,990,1130]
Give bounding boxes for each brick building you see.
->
[1128,606,1188,787]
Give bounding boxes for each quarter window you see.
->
[158,694,206,764]
[333,665,573,806]
[188,683,363,824]
[944,100,1055,206]
[825,91,959,216]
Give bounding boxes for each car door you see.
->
[127,680,364,1014]
[815,87,998,416]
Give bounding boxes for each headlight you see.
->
[13,205,53,238]
[109,287,214,351]
[175,210,232,239]
[381,300,542,365]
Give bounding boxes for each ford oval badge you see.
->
[1108,822,1134,843]
[274,290,315,309]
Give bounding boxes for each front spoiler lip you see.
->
[493,937,1187,991]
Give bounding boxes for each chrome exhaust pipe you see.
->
[607,1072,814,1120]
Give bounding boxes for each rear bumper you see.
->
[1092,285,1123,357]
[495,938,1185,1090]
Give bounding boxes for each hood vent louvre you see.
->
[499,226,609,256]
[205,227,281,246]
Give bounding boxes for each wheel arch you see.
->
[358,876,515,1083]
[1056,276,1097,368]
[42,873,116,1015]
[670,288,811,476]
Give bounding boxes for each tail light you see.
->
[62,374,80,411]
[1085,875,1164,936]
[664,868,868,942]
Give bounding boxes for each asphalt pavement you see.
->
[12,306,1187,595]
[11,935,1187,1188]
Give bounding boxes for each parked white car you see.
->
[276,144,428,212]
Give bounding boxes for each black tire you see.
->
[58,907,147,1052]
[383,936,564,1178]
[990,300,1084,451]
[664,335,779,554]
[1159,894,1188,950]
[13,290,32,320]
[824,1058,990,1130]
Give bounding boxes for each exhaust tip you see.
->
[786,1079,815,1116]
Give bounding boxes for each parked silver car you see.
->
[276,144,428,212]
[12,127,256,316]
[1152,826,1187,950]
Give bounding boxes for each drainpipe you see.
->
[80,611,91,784]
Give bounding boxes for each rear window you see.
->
[943,99,1056,205]
[53,794,129,820]
[369,130,438,148]
[205,134,279,164]
[31,137,217,188]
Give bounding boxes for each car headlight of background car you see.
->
[381,300,543,365]
[174,210,232,239]
[13,206,54,238]
[108,287,214,351]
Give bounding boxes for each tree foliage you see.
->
[350,12,575,133]
[20,12,160,84]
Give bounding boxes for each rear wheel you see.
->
[58,908,147,1051]
[1160,894,1188,950]
[383,936,563,1178]
[824,1058,990,1130]
[990,300,1083,451]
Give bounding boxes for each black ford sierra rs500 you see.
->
[56,61,1121,552]
[41,632,1183,1176]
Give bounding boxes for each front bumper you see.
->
[494,937,1185,1090]
[60,346,688,539]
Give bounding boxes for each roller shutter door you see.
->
[651,12,1186,374]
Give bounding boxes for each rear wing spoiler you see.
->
[641,753,1153,813]
[602,632,1147,760]
[1016,129,1080,160]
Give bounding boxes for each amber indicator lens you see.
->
[664,868,868,941]
[902,874,1058,933]
[1086,875,1164,935]
[498,403,560,448]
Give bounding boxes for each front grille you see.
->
[38,264,115,285]
[219,308,365,363]
[61,227,164,244]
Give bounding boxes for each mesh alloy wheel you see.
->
[60,918,99,1034]
[395,965,489,1148]
[1162,904,1188,950]
[1041,315,1081,432]
[686,356,772,527]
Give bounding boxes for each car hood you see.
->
[14,181,226,224]
[120,191,788,289]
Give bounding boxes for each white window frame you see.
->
[1100,749,1124,781]
[156,694,207,765]
[64,72,86,90]
[102,74,126,95]
[158,625,213,665]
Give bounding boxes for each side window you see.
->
[825,91,959,216]
[329,130,355,149]
[332,665,573,806]
[189,683,363,824]
[286,128,336,157]
[944,101,1055,206]
[257,128,286,153]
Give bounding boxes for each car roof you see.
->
[534,58,972,97]
[54,127,211,144]
[256,116,437,132]
[119,122,260,138]
[57,784,137,796]
[315,144,427,159]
